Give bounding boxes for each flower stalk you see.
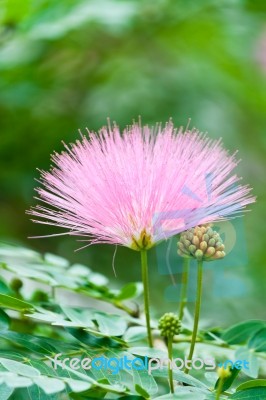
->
[158,313,181,394]
[215,367,231,400]
[168,335,174,393]
[140,249,153,347]
[178,258,190,320]
[184,259,203,374]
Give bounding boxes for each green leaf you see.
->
[124,327,148,343]
[33,376,65,394]
[3,264,57,285]
[88,350,158,397]
[0,246,41,262]
[222,321,266,345]
[229,387,266,399]
[10,385,61,400]
[0,359,40,378]
[152,368,208,390]
[0,374,33,388]
[65,378,91,393]
[215,367,240,392]
[248,328,266,352]
[0,309,10,330]
[128,347,167,358]
[0,278,12,295]
[89,272,109,286]
[135,383,150,398]
[61,306,95,328]
[236,380,266,391]
[235,347,259,378]
[67,327,124,349]
[117,283,143,300]
[68,263,91,276]
[0,383,13,400]
[0,294,34,312]
[44,253,69,267]
[153,386,208,399]
[94,312,127,336]
[0,331,67,355]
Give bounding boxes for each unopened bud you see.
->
[177,225,225,261]
[217,366,231,379]
[158,313,181,337]
[10,278,23,292]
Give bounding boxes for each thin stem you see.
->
[178,258,190,320]
[167,336,174,393]
[184,259,203,374]
[215,376,224,400]
[51,286,56,300]
[140,249,153,348]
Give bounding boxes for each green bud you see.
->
[188,244,196,254]
[158,313,181,337]
[10,278,23,292]
[208,238,216,247]
[195,249,203,260]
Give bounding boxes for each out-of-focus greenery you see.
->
[0,1,266,320]
[0,244,265,399]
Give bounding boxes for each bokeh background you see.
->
[0,0,265,323]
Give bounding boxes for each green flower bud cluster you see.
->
[158,313,181,337]
[10,278,23,292]
[177,225,225,261]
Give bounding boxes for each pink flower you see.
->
[29,121,255,250]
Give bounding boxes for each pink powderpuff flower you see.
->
[28,121,255,251]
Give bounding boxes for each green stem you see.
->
[140,249,153,348]
[114,301,139,317]
[184,259,203,374]
[168,335,174,393]
[215,376,224,400]
[178,258,190,320]
[51,286,56,300]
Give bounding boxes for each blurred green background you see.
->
[0,0,265,322]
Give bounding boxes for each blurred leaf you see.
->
[65,378,91,393]
[235,347,259,378]
[10,385,61,400]
[0,278,12,295]
[61,306,95,328]
[0,294,34,312]
[222,321,266,345]
[135,383,149,398]
[32,376,65,394]
[0,331,78,355]
[67,328,124,349]
[152,368,209,390]
[128,347,167,358]
[116,283,143,301]
[153,386,208,399]
[0,309,10,330]
[0,358,40,378]
[248,327,266,352]
[44,253,69,267]
[94,311,127,336]
[0,383,13,400]
[124,327,148,343]
[229,387,266,399]
[88,273,108,287]
[236,380,266,391]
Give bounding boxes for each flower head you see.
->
[158,313,181,337]
[29,121,255,250]
[217,366,231,379]
[177,224,225,261]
